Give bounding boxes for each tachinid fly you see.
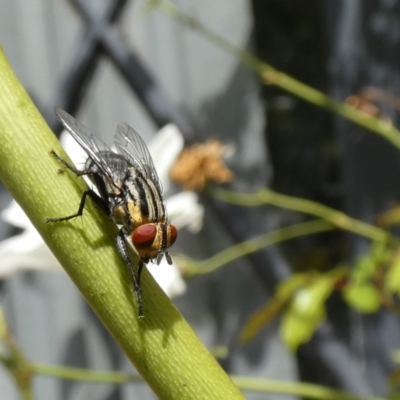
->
[46,108,178,318]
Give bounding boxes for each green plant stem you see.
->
[186,220,335,276]
[33,363,388,400]
[210,187,389,244]
[149,0,400,151]
[0,45,244,400]
[231,376,387,400]
[32,363,142,384]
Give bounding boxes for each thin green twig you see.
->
[209,187,389,244]
[31,362,389,399]
[231,376,388,400]
[185,220,335,276]
[32,363,142,384]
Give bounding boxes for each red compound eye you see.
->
[169,225,178,246]
[132,224,157,249]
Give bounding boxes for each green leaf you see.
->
[342,283,381,313]
[352,255,376,283]
[240,273,310,343]
[281,276,335,351]
[385,252,400,294]
[240,296,286,344]
[370,239,389,265]
[276,273,311,298]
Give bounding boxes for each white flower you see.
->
[0,122,204,298]
[0,201,62,277]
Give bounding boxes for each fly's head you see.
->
[131,222,178,265]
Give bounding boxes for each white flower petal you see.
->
[148,124,184,193]
[60,130,88,166]
[147,260,186,298]
[167,192,204,233]
[0,229,63,278]
[1,201,30,229]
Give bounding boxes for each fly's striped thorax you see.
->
[125,167,166,227]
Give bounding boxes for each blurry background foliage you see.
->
[2,0,400,399]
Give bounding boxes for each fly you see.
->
[46,108,178,318]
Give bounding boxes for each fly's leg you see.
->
[137,262,144,286]
[116,230,144,318]
[49,150,91,177]
[46,151,109,222]
[46,189,108,222]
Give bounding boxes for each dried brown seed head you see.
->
[170,140,234,191]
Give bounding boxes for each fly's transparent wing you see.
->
[55,108,115,178]
[114,123,163,193]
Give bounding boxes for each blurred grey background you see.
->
[1,0,400,399]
